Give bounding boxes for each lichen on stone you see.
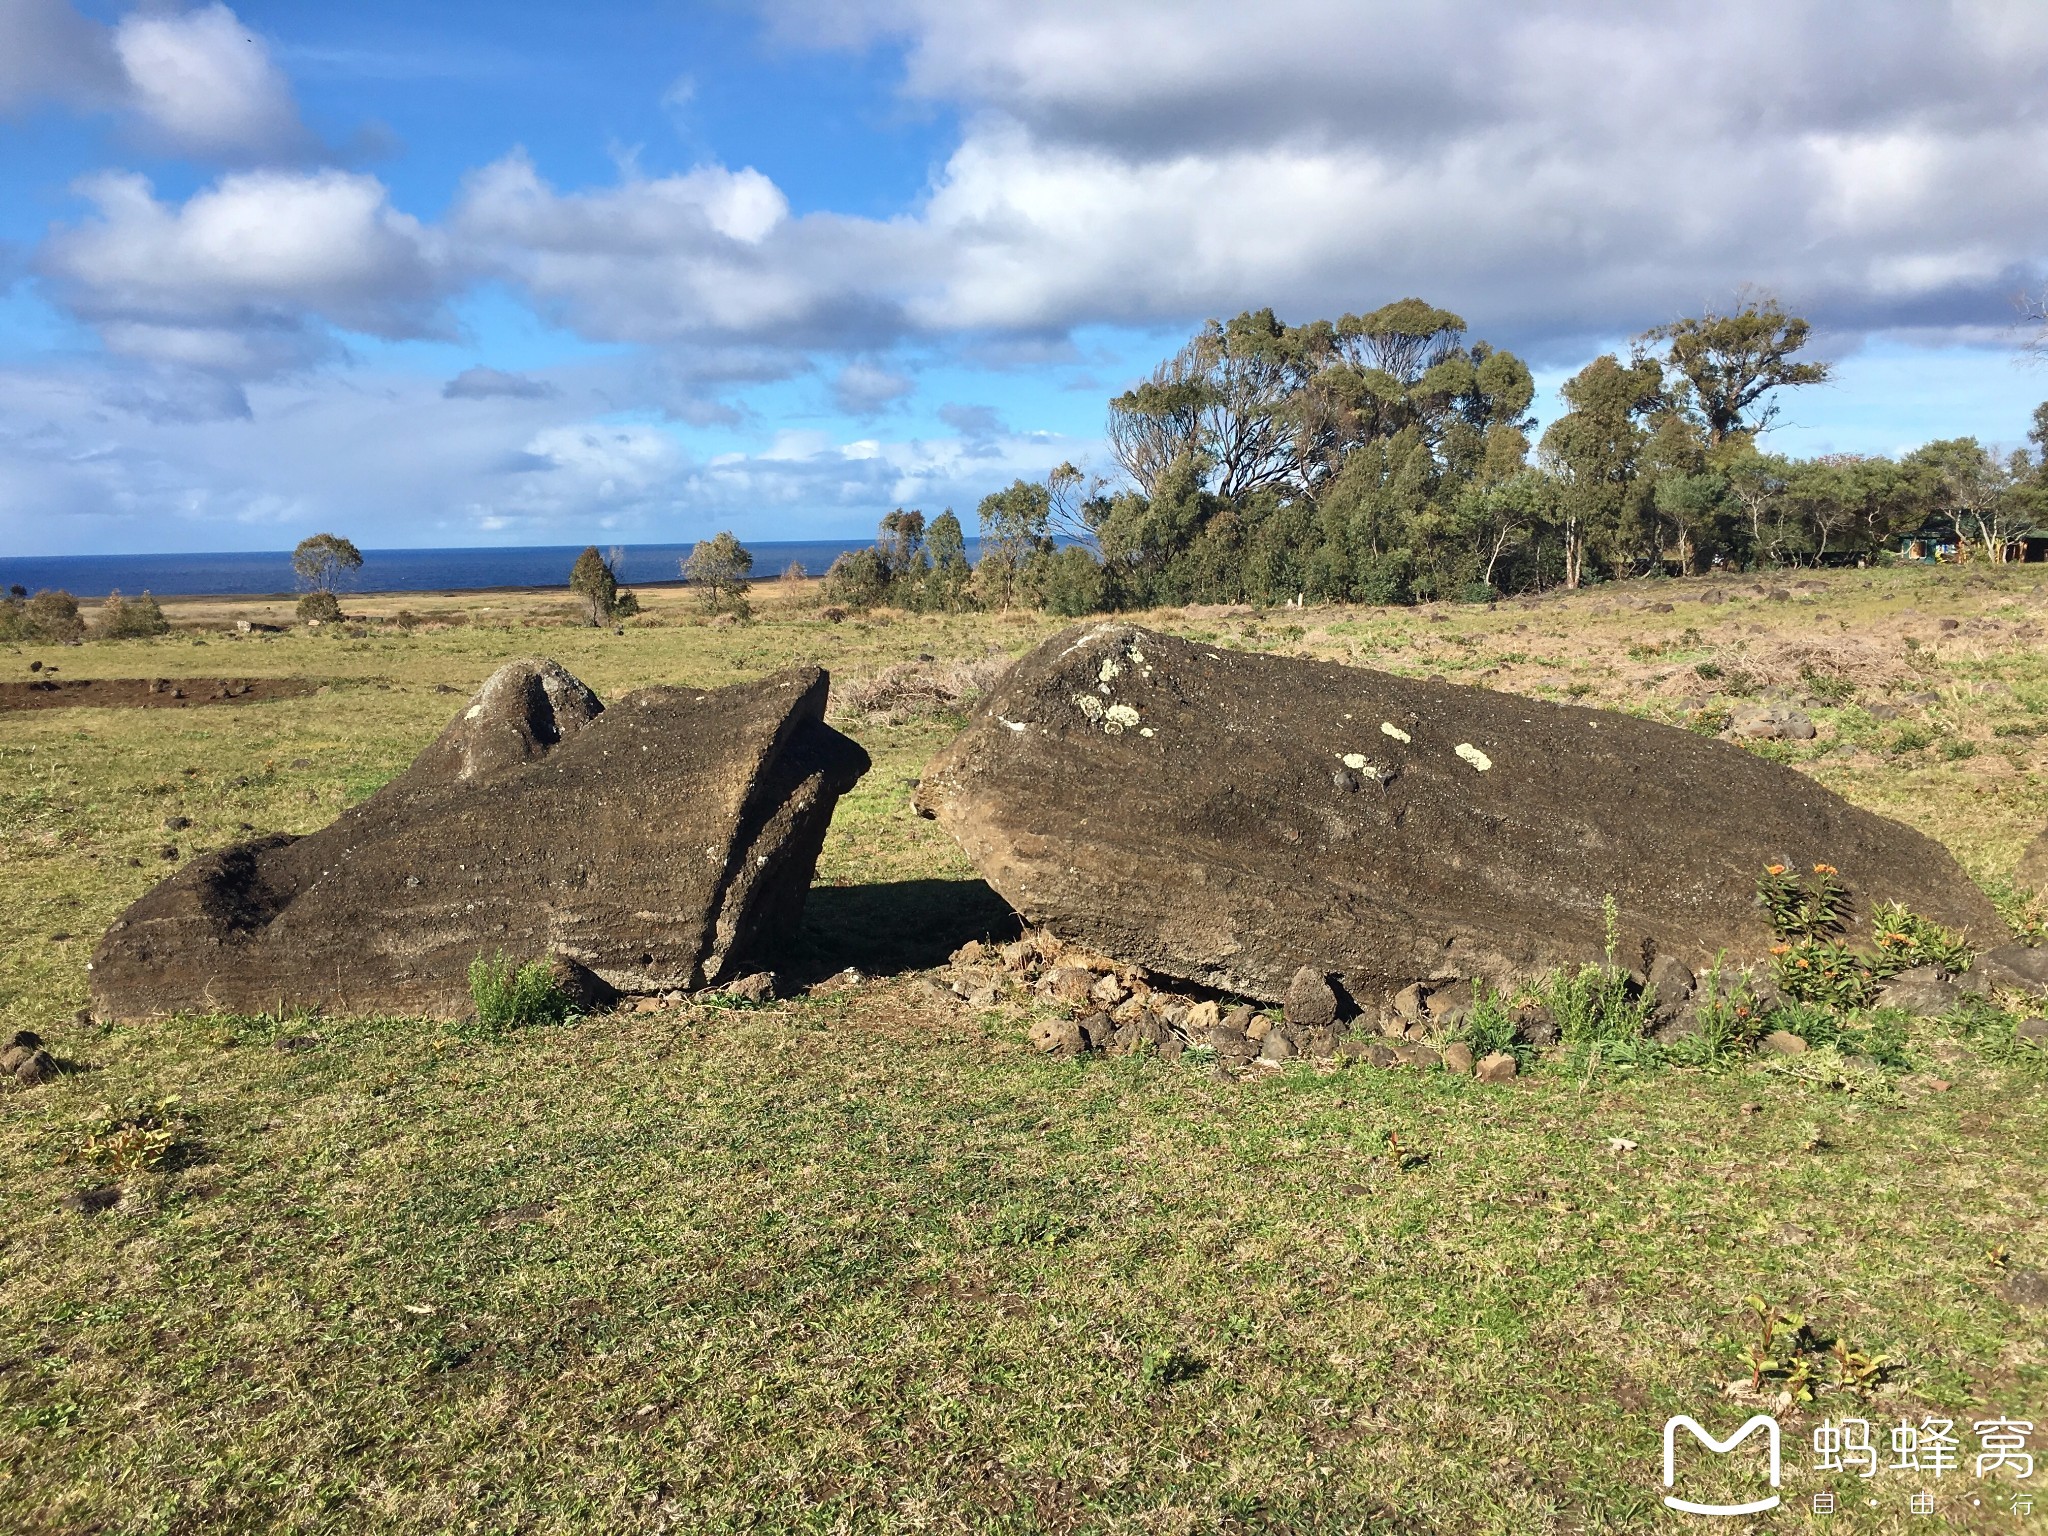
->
[1380,722,1411,744]
[1455,742,1492,771]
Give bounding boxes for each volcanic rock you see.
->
[2017,827,2048,899]
[91,659,868,1020]
[1283,966,1339,1029]
[913,623,1999,1004]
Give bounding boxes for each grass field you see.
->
[3,568,2046,1534]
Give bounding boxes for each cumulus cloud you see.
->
[450,149,922,348]
[2,2,306,157]
[444,365,554,400]
[831,359,914,415]
[112,4,306,156]
[753,0,2048,351]
[39,167,454,403]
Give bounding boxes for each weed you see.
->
[1694,660,1724,680]
[1757,862,1849,941]
[983,1207,1083,1248]
[1830,1339,1891,1398]
[1542,898,1652,1050]
[1939,994,2048,1074]
[1773,939,1879,1009]
[1985,877,2048,945]
[1457,982,1524,1064]
[1799,665,1857,704]
[467,953,574,1029]
[1866,901,1972,977]
[1661,961,1769,1066]
[1139,1346,1206,1391]
[77,1096,196,1176]
[1739,1295,1812,1393]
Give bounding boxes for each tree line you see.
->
[823,295,2048,614]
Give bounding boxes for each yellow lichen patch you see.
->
[1381,722,1412,744]
[1455,742,1492,771]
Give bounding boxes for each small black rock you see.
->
[61,1186,121,1216]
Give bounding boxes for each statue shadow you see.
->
[785,878,1021,986]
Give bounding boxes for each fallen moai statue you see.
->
[914,623,2001,1006]
[91,658,868,1020]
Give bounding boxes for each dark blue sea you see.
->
[0,541,962,599]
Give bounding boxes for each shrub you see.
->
[468,953,574,1029]
[820,547,892,611]
[90,589,169,639]
[0,588,85,642]
[297,591,342,623]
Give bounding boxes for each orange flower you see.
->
[1766,864,1787,876]
[1813,863,1838,876]
[1796,957,1812,968]
[1771,944,1791,955]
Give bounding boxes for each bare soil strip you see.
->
[0,676,322,711]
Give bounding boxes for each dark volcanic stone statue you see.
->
[914,624,2000,1004]
[91,659,868,1020]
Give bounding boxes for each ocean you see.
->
[0,541,948,600]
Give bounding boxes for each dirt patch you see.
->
[0,677,321,711]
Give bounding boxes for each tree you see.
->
[1107,309,1313,501]
[922,510,973,610]
[1021,545,1107,616]
[568,546,620,626]
[1906,438,2032,561]
[975,478,1053,609]
[878,509,928,578]
[1537,354,1664,587]
[1641,295,1831,446]
[682,532,753,614]
[292,533,363,596]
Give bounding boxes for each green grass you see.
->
[2,573,2047,1533]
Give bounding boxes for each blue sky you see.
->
[2,0,2045,555]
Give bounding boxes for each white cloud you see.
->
[0,359,1087,552]
[746,0,2048,351]
[451,150,910,347]
[113,3,304,156]
[39,168,453,390]
[831,359,914,415]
